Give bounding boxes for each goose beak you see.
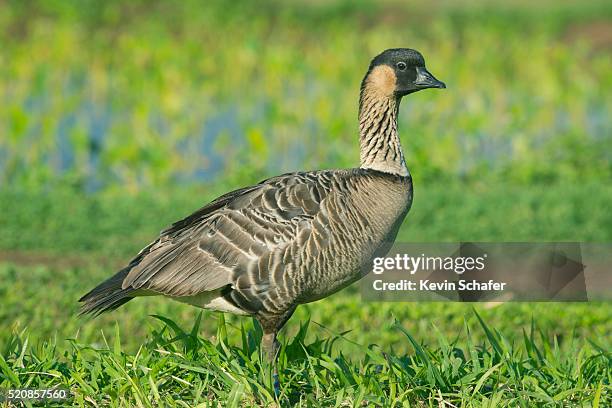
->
[415,67,446,89]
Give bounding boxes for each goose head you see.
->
[362,48,446,99]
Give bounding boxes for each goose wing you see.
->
[120,172,334,309]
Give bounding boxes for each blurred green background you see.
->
[0,0,611,355]
[2,0,611,190]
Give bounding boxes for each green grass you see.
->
[2,181,612,258]
[1,185,611,405]
[2,260,611,359]
[0,181,611,350]
[1,312,609,406]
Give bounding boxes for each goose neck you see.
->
[358,94,408,177]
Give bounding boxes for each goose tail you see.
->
[79,267,134,316]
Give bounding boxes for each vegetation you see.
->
[1,0,611,190]
[0,0,610,406]
[1,312,609,406]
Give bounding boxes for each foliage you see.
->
[0,0,611,191]
[0,312,609,406]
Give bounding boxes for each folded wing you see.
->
[80,171,334,315]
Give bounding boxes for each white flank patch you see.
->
[174,291,250,315]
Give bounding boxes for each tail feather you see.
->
[79,268,134,316]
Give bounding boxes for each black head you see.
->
[363,48,445,98]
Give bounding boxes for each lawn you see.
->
[1,185,610,406]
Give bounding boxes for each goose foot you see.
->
[273,369,280,396]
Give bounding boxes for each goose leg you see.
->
[258,307,296,397]
[262,331,281,395]
[262,331,280,360]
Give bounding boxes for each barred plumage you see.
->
[79,48,445,368]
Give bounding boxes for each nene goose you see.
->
[80,48,445,362]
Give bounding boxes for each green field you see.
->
[1,0,611,406]
[1,186,610,406]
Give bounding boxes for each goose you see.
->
[80,48,445,367]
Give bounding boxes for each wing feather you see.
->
[118,172,333,305]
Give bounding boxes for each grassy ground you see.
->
[1,310,609,406]
[0,185,611,406]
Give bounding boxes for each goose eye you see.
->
[396,62,407,71]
